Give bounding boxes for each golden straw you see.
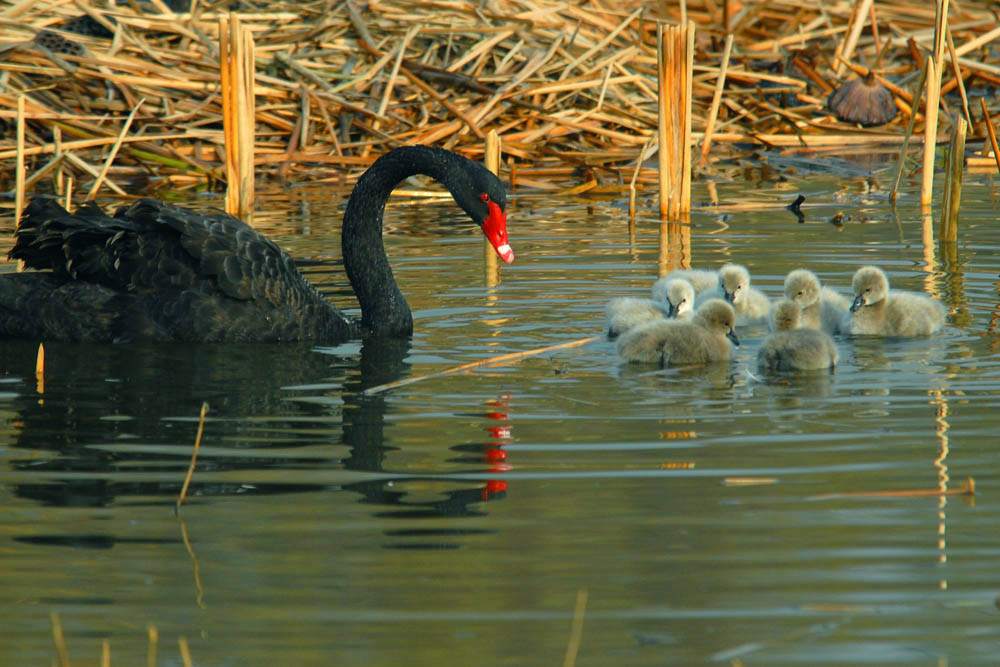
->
[364,335,601,395]
[980,98,1000,174]
[176,402,209,511]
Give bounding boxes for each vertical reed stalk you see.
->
[890,58,928,200]
[940,117,966,243]
[700,33,733,160]
[921,57,940,208]
[657,22,693,219]
[483,130,500,282]
[15,95,25,229]
[657,24,669,218]
[221,14,256,221]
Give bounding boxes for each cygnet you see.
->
[839,266,946,337]
[605,278,694,337]
[617,298,739,366]
[758,299,839,371]
[783,268,849,333]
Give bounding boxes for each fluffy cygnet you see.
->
[695,263,771,326]
[758,299,839,371]
[652,268,719,300]
[783,268,849,334]
[616,298,739,366]
[840,266,946,337]
[606,278,695,337]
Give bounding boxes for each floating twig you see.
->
[363,335,601,395]
[176,402,208,512]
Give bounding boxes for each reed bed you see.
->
[1,0,999,201]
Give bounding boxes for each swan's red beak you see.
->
[482,200,514,264]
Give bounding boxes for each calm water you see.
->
[2,163,1000,664]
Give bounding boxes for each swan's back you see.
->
[2,198,353,342]
[758,299,838,371]
[652,269,717,299]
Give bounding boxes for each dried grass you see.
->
[1,0,998,198]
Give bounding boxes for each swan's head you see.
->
[455,163,513,264]
[784,269,820,307]
[695,298,739,347]
[718,264,751,304]
[771,299,802,331]
[663,278,695,318]
[850,266,889,311]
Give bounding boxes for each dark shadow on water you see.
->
[0,337,509,546]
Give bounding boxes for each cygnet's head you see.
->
[850,266,890,312]
[784,269,820,308]
[663,278,695,318]
[695,298,740,346]
[718,264,751,305]
[770,299,802,331]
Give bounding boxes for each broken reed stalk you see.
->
[102,639,111,667]
[147,624,158,667]
[51,611,70,667]
[562,588,589,667]
[221,14,255,221]
[176,402,208,512]
[87,97,144,200]
[980,98,1000,174]
[35,342,44,395]
[657,22,694,219]
[629,136,655,218]
[921,57,940,207]
[700,33,734,160]
[363,335,601,396]
[890,59,929,201]
[940,117,966,243]
[179,637,193,667]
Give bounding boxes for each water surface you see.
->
[2,164,999,664]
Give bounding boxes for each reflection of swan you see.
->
[605,278,694,337]
[783,268,848,333]
[840,266,946,337]
[2,146,512,342]
[758,299,838,371]
[616,298,739,366]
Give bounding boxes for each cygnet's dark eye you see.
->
[480,193,490,202]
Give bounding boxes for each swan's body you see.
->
[758,299,838,371]
[0,146,512,343]
[783,268,848,333]
[605,278,695,338]
[694,263,770,326]
[616,298,739,366]
[839,266,946,337]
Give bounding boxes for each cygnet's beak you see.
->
[727,329,740,347]
[850,295,865,312]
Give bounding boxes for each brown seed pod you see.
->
[827,72,898,127]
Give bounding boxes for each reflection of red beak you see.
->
[482,200,514,264]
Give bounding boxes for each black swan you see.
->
[0,146,513,343]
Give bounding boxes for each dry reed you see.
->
[0,0,997,199]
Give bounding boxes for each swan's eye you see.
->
[480,193,490,202]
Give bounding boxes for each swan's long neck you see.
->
[342,146,465,337]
